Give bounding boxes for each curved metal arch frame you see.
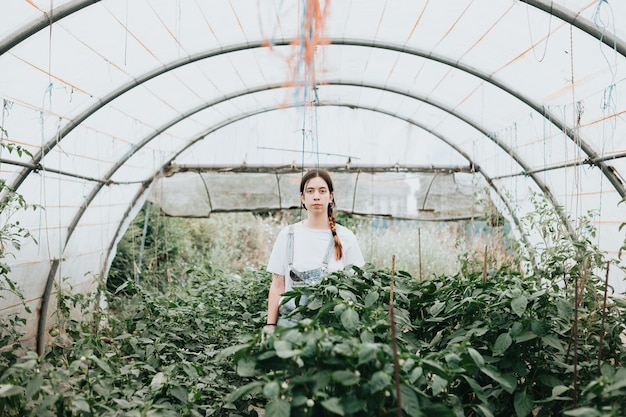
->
[64,79,550,249]
[79,82,537,257]
[521,0,626,57]
[7,0,620,351]
[28,49,608,327]
[109,101,531,263]
[5,38,624,204]
[2,0,622,57]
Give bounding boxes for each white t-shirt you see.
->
[267,221,365,292]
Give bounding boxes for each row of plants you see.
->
[0,266,270,416]
[1,136,625,417]
[226,260,626,417]
[2,247,625,417]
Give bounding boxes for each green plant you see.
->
[0,140,38,397]
[224,197,625,417]
[226,253,625,417]
[0,265,271,416]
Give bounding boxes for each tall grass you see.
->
[109,208,512,291]
[355,218,512,279]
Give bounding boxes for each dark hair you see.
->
[300,169,343,260]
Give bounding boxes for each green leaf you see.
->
[514,390,533,417]
[342,396,366,414]
[338,289,357,303]
[25,374,43,399]
[493,333,512,355]
[369,371,391,393]
[606,368,626,392]
[481,365,516,394]
[274,340,301,358]
[72,399,91,413]
[263,381,280,399]
[563,408,601,417]
[364,291,379,308]
[13,359,37,370]
[541,335,563,351]
[170,385,188,403]
[421,359,447,377]
[340,308,359,333]
[358,342,379,365]
[225,381,264,402]
[461,375,487,403]
[400,383,421,417]
[429,301,446,317]
[511,295,528,317]
[215,343,250,361]
[265,399,291,417]
[91,356,113,374]
[431,374,448,396]
[150,371,166,391]
[333,370,360,386]
[409,366,424,384]
[556,299,573,320]
[313,370,331,391]
[0,384,24,398]
[421,403,456,417]
[530,319,548,336]
[322,397,345,415]
[307,297,324,310]
[510,322,523,337]
[467,347,485,367]
[291,395,308,407]
[514,331,537,343]
[236,357,257,377]
[551,385,569,398]
[473,404,495,417]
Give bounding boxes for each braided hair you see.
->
[300,169,343,260]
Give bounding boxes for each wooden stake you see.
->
[598,261,610,375]
[389,255,402,417]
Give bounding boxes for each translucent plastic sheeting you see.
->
[0,0,625,348]
[148,171,487,221]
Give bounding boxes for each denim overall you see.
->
[277,225,335,326]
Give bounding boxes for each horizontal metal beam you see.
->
[169,163,477,175]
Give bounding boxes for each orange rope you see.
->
[284,0,330,104]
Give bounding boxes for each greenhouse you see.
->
[1,1,625,416]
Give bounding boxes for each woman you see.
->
[265,169,365,328]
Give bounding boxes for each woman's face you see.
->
[301,176,333,213]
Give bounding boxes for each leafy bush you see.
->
[0,268,270,416]
[108,209,284,293]
[226,262,626,417]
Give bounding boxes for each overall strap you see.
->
[287,224,295,269]
[321,235,336,272]
[287,224,336,273]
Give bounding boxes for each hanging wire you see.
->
[568,24,582,222]
[124,0,130,66]
[524,0,553,62]
[592,0,618,247]
[291,0,329,172]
